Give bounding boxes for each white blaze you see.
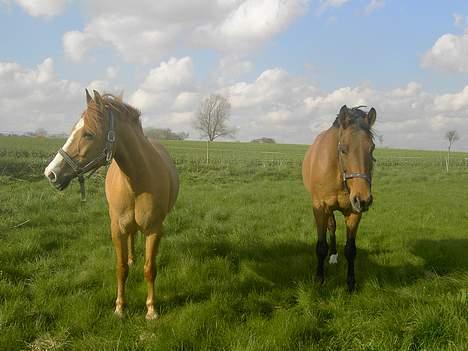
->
[44,118,84,176]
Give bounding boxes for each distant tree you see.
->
[445,130,460,172]
[144,128,189,140]
[376,134,384,145]
[251,137,276,144]
[192,94,236,163]
[33,128,48,137]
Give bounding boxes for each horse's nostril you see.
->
[47,171,57,183]
[351,196,361,211]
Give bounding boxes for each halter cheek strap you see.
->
[58,108,116,202]
[337,140,373,193]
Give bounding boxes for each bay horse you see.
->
[44,90,179,319]
[302,105,376,291]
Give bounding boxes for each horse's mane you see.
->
[332,106,374,139]
[85,93,143,133]
[102,94,142,129]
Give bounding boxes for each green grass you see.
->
[0,136,467,350]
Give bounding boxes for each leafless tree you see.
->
[376,134,384,145]
[193,94,236,163]
[34,128,48,137]
[445,130,459,172]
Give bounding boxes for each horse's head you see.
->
[44,89,115,190]
[336,105,376,213]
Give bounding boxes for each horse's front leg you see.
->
[328,213,338,264]
[127,232,136,266]
[111,222,129,317]
[344,213,361,292]
[313,207,329,284]
[144,225,163,320]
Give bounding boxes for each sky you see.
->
[1,0,468,151]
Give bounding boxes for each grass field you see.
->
[0,136,467,350]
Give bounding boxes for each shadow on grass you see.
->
[410,238,468,275]
[159,236,468,309]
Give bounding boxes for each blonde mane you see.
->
[85,93,143,134]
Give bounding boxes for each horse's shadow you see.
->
[156,235,468,310]
[410,238,468,275]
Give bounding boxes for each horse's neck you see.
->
[113,124,151,181]
[324,127,341,176]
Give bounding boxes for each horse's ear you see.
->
[86,89,93,105]
[367,107,376,127]
[338,105,351,128]
[93,90,103,106]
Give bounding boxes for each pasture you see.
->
[0,135,467,350]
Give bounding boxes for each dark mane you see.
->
[332,106,374,138]
[102,94,142,129]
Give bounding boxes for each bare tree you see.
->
[445,130,459,172]
[376,134,384,145]
[34,128,48,137]
[193,94,236,163]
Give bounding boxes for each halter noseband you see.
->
[58,107,116,202]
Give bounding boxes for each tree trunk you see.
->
[446,145,451,173]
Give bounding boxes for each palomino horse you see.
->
[44,90,179,319]
[302,105,376,291]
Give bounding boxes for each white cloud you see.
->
[453,13,467,28]
[63,0,309,63]
[422,31,468,73]
[317,0,349,13]
[106,66,119,80]
[0,58,83,133]
[363,0,384,15]
[63,31,99,62]
[214,55,254,85]
[15,0,68,17]
[129,57,200,131]
[3,57,468,150]
[434,86,468,112]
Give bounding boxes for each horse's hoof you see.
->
[145,310,159,321]
[314,275,325,285]
[347,280,356,293]
[128,258,135,266]
[329,254,338,264]
[114,307,125,318]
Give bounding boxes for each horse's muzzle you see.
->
[351,195,373,213]
[44,169,72,191]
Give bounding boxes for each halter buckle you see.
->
[107,130,116,143]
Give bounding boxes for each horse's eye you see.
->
[83,132,94,140]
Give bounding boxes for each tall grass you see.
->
[0,136,467,350]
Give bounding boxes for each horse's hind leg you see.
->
[344,213,361,292]
[313,207,329,284]
[144,224,163,320]
[328,214,338,264]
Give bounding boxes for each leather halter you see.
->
[58,107,116,201]
[337,135,373,193]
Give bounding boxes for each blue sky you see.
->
[1,0,468,150]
